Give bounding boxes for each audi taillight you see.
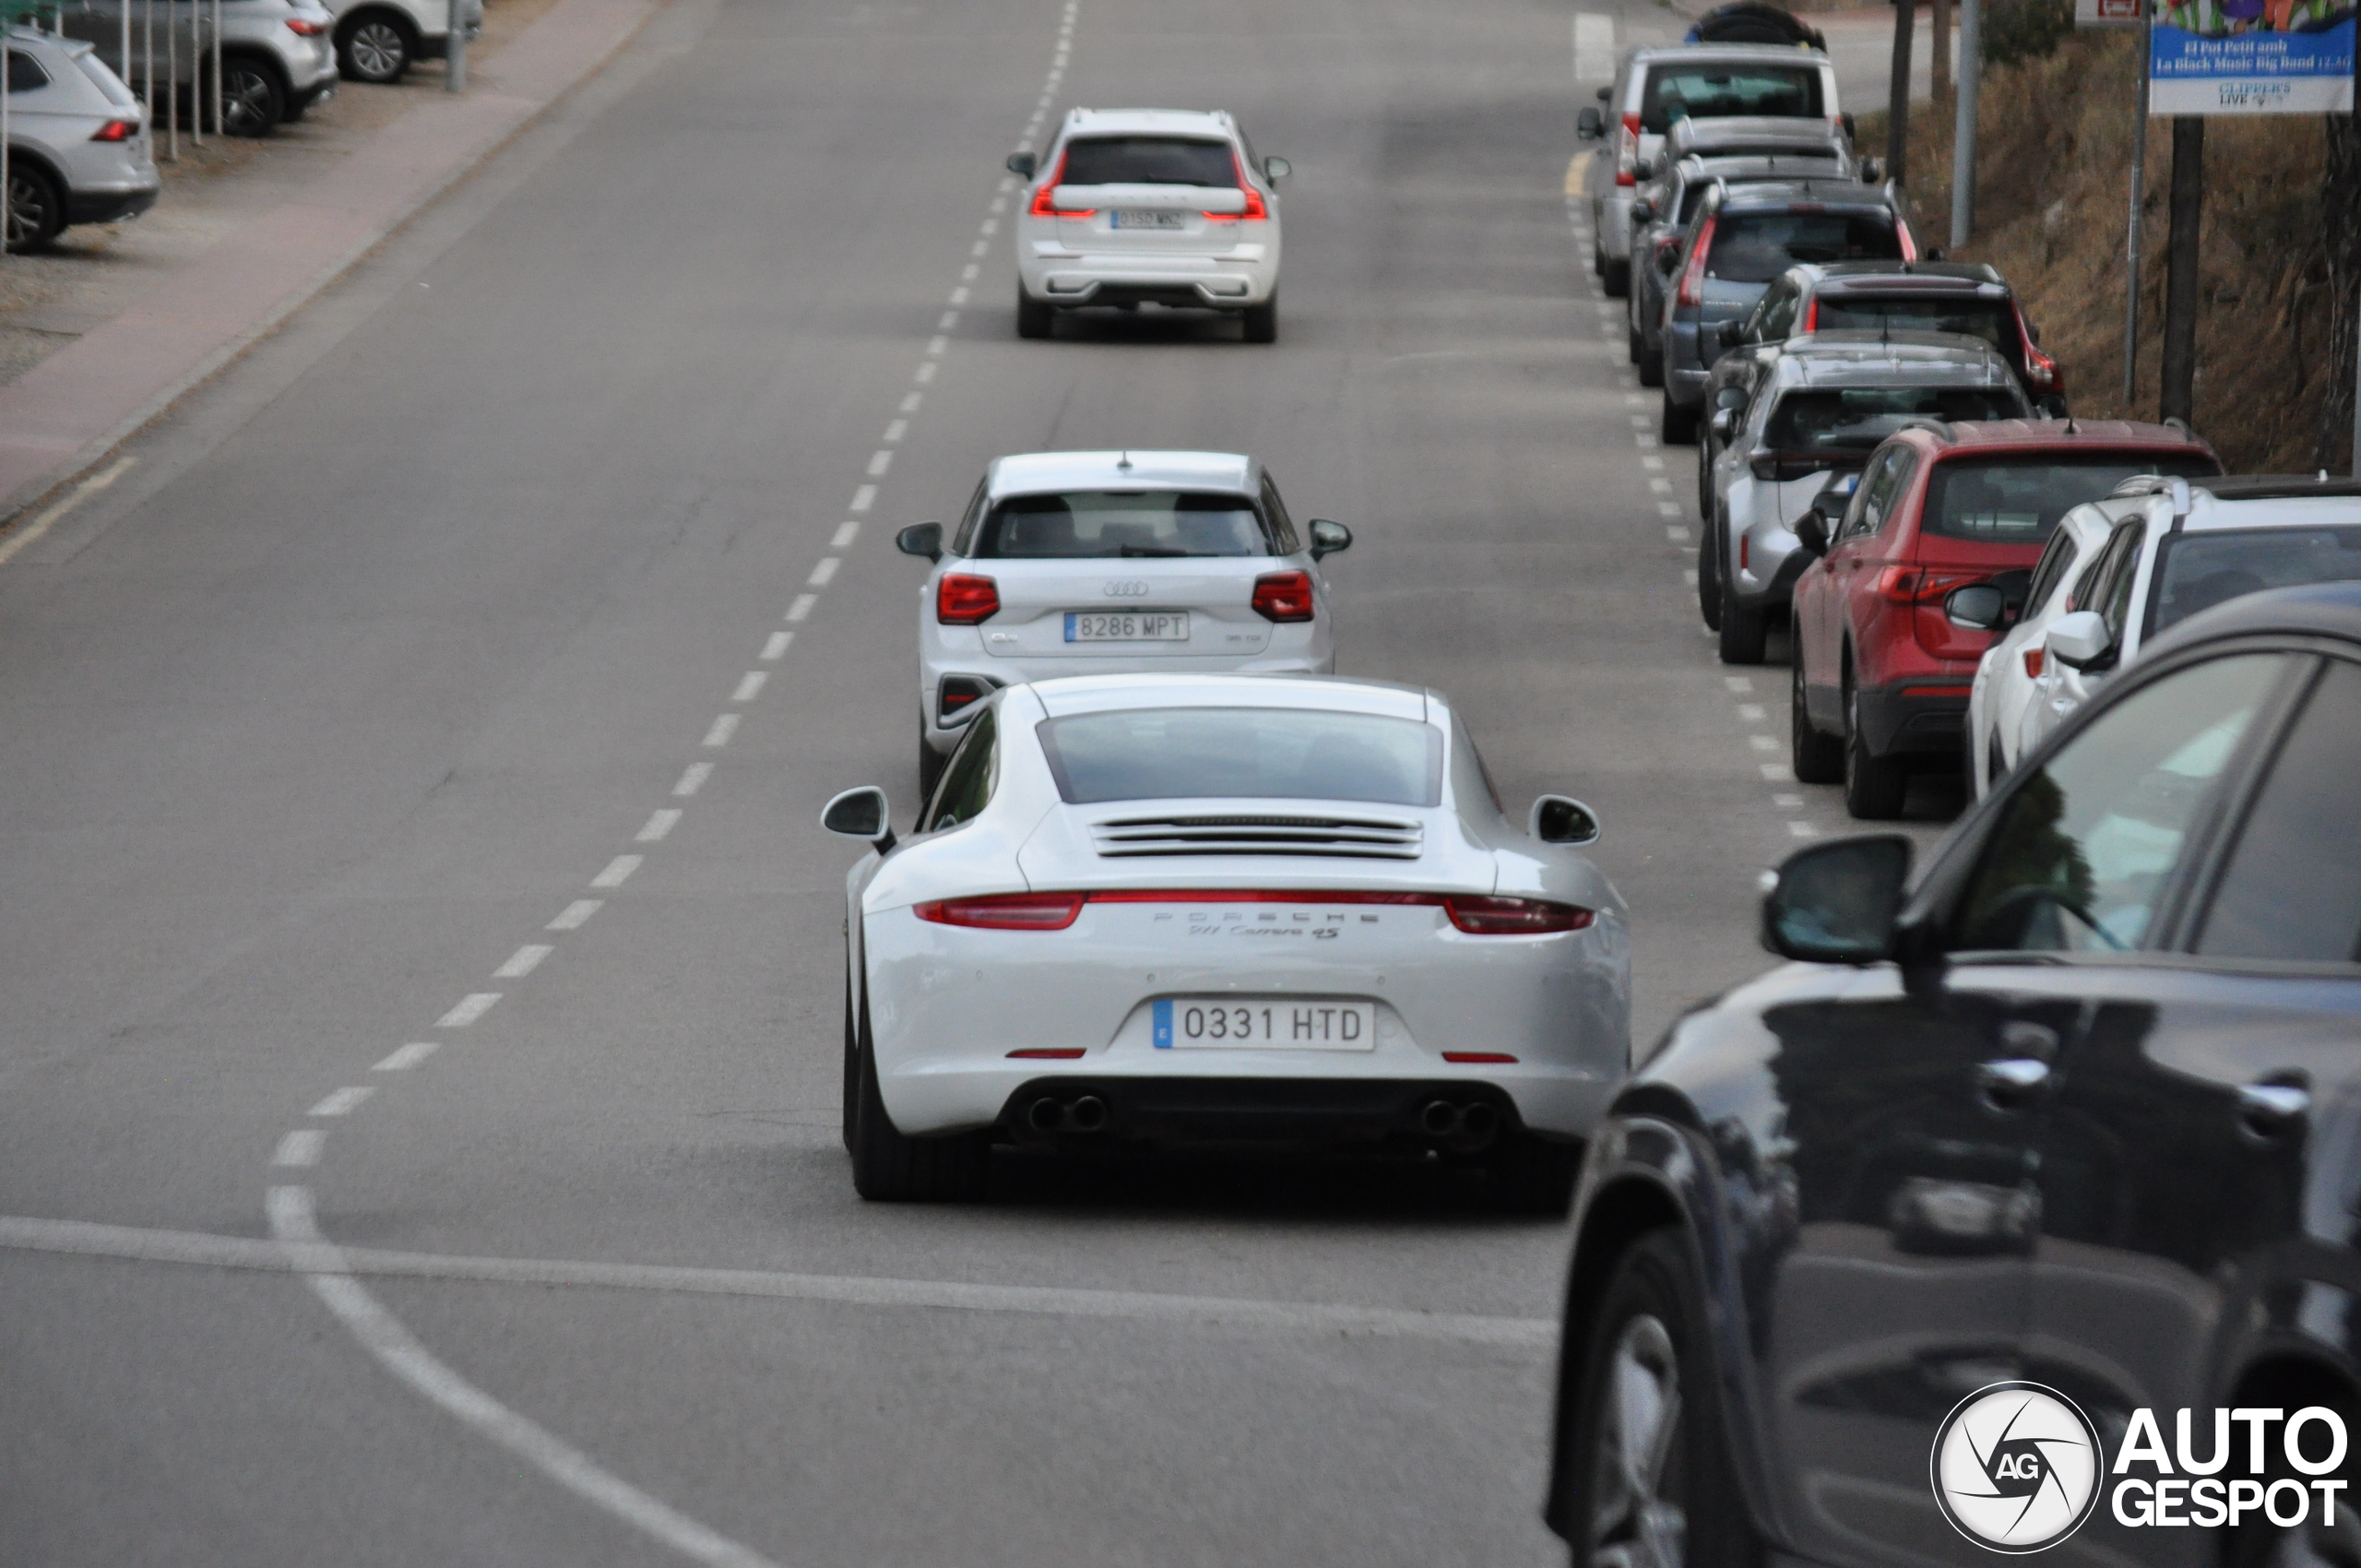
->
[1251,569,1314,622]
[1614,113,1641,187]
[917,893,1085,931]
[89,119,138,142]
[1442,896,1595,935]
[1027,152,1094,218]
[1675,215,1715,308]
[936,573,1000,624]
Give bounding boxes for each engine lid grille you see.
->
[1090,814,1424,860]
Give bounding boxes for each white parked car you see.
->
[2015,474,2361,759]
[62,0,338,136]
[896,449,1348,796]
[1964,495,2124,797]
[5,26,155,253]
[319,0,480,85]
[1008,108,1287,342]
[822,673,1630,1206]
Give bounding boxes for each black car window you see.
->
[1707,211,1901,284]
[973,490,1275,559]
[2077,519,2142,628]
[926,707,997,832]
[2143,523,2361,638]
[1640,63,1823,132]
[1058,137,1235,187]
[1812,296,2016,354]
[1765,389,2021,464]
[2197,658,2361,963]
[6,48,51,92]
[1952,652,2291,953]
[1842,445,1909,539]
[1923,456,2217,546]
[1758,280,1800,340]
[949,479,990,555]
[1257,474,1300,555]
[1038,708,1444,807]
[2023,524,2082,618]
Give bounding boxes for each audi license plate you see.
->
[1065,612,1189,642]
[1109,209,1187,230]
[1153,999,1377,1051]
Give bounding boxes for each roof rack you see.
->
[2193,473,2361,502]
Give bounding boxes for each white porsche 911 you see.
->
[821,672,1631,1208]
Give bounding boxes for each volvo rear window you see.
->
[2147,524,2361,634]
[1765,387,2023,457]
[1707,211,1902,282]
[973,491,1275,558]
[1641,65,1823,132]
[1812,297,2016,353]
[1038,709,1445,806]
[1923,455,2220,544]
[1058,137,1236,187]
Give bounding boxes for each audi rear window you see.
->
[2148,524,2361,634]
[1765,387,2023,457]
[1641,65,1823,133]
[1923,455,2220,544]
[1058,137,1236,187]
[1707,211,1902,282]
[974,491,1275,559]
[1038,709,1445,807]
[1813,297,2016,354]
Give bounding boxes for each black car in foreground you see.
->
[1547,582,2361,1568]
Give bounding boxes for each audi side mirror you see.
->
[822,786,896,852]
[1530,795,1601,845]
[1308,518,1352,560]
[1944,583,2007,631]
[1005,151,1038,177]
[1761,834,1912,964]
[896,522,943,563]
[1794,509,1831,558]
[1264,155,1290,181]
[1577,106,1604,139]
[2046,610,2116,671]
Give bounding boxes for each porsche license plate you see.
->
[1065,612,1189,642]
[1110,209,1186,230]
[1153,999,1377,1051]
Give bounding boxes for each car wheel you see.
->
[338,13,415,82]
[1627,311,1644,366]
[1015,286,1053,339]
[1590,232,1604,278]
[1241,294,1278,344]
[1602,256,1630,298]
[1489,1134,1581,1216]
[1659,389,1698,445]
[1717,576,1767,664]
[1696,521,1722,631]
[1563,1231,1762,1568]
[1842,675,1909,819]
[1791,657,1843,784]
[1637,333,1664,388]
[4,162,64,255]
[848,986,990,1202]
[219,56,285,137]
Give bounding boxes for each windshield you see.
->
[1058,137,1236,187]
[1765,387,2023,457]
[1923,456,2220,544]
[1038,708,1445,806]
[1812,296,2015,353]
[1641,65,1823,133]
[1707,211,1901,282]
[974,491,1275,558]
[2148,524,2361,634]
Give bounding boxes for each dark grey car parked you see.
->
[1545,580,2361,1568]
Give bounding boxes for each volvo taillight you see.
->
[917,893,1085,931]
[1614,113,1641,187]
[1026,151,1093,218]
[936,573,1000,624]
[1204,151,1268,221]
[1675,215,1715,308]
[1251,569,1314,622]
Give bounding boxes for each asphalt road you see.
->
[0,0,1956,1562]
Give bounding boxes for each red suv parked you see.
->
[1788,419,2219,817]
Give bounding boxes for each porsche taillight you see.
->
[916,893,1086,930]
[1442,896,1595,935]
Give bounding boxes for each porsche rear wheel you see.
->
[848,989,990,1202]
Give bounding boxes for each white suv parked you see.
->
[63,0,338,136]
[5,26,157,253]
[1009,108,1287,343]
[320,0,479,85]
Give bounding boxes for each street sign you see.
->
[2151,0,2356,112]
[2077,0,2142,28]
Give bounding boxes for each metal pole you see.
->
[2351,303,2361,475]
[1952,0,1981,245]
[443,0,464,91]
[2159,116,2203,423]
[1931,0,1952,110]
[2122,2,2150,404]
[209,0,219,135]
[163,0,174,161]
[1887,0,1916,185]
[4,24,13,258]
[189,0,199,144]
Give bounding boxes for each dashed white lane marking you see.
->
[1667,526,1691,542]
[731,671,768,703]
[969,240,989,257]
[1738,704,1766,721]
[1760,762,1795,781]
[1788,821,1820,837]
[1641,456,1665,471]
[958,264,978,283]
[673,763,713,798]
[849,484,877,512]
[1649,478,1674,494]
[549,900,603,932]
[309,1087,375,1117]
[865,451,893,478]
[759,632,791,660]
[807,557,840,588]
[591,855,641,889]
[6,1210,1553,1350]
[883,420,908,444]
[273,1131,326,1168]
[948,286,969,307]
[829,521,860,549]
[1724,676,1754,692]
[495,944,553,979]
[437,993,501,1028]
[1773,792,1804,808]
[374,1041,441,1072]
[1657,502,1682,517]
[261,1191,782,1568]
[1748,735,1778,753]
[636,810,682,843]
[785,594,816,623]
[926,334,949,355]
[703,714,740,748]
[915,361,937,384]
[937,311,960,332]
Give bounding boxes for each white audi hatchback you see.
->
[896,449,1347,795]
[822,673,1630,1208]
[1007,107,1287,341]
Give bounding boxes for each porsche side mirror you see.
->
[1264,155,1290,181]
[1794,509,1830,557]
[1308,518,1352,560]
[1005,151,1038,177]
[1715,319,1745,349]
[1761,834,1912,964]
[2047,610,2116,671]
[1530,795,1601,845]
[1944,583,2007,631]
[822,786,896,852]
[896,522,943,563]
[1577,106,1604,139]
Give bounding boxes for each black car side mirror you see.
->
[896,522,943,563]
[1631,197,1656,223]
[1794,509,1831,557]
[821,786,896,853]
[1841,111,1858,144]
[1005,151,1038,178]
[1715,319,1745,350]
[1632,157,1655,181]
[1308,517,1352,560]
[1944,583,2007,631]
[1858,156,1883,184]
[1761,834,1912,964]
[1530,795,1601,845]
[1577,106,1604,139]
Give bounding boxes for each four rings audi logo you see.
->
[1102,580,1151,598]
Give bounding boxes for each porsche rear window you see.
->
[1038,709,1444,806]
[1641,65,1823,133]
[1058,137,1236,187]
[974,491,1275,558]
[1923,455,2219,543]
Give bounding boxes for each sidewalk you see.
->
[0,0,659,527]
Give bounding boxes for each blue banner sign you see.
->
[2151,5,2357,113]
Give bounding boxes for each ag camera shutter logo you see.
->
[1930,1383,2104,1553]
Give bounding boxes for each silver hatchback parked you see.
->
[5,25,157,253]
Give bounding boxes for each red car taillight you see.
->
[1251,569,1314,622]
[1442,896,1596,935]
[917,892,1086,930]
[1614,113,1642,187]
[1896,218,1918,264]
[2016,307,2063,393]
[1874,567,1976,605]
[285,16,327,34]
[2023,646,2046,679]
[1026,152,1095,218]
[89,119,138,142]
[936,573,1000,624]
[1204,150,1269,221]
[1675,214,1716,308]
[1800,297,1818,332]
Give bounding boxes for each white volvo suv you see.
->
[896,450,1349,796]
[1008,108,1287,342]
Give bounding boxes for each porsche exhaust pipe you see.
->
[1026,1097,1063,1134]
[1023,1094,1108,1135]
[1068,1096,1108,1134]
[1418,1099,1462,1138]
[1458,1101,1501,1150]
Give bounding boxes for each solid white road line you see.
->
[309,1087,376,1118]
[262,1190,780,1568]
[759,632,791,660]
[702,714,739,748]
[374,1041,441,1072]
[673,763,714,798]
[0,1210,1554,1350]
[436,993,501,1028]
[591,855,641,889]
[549,899,603,932]
[273,1130,325,1168]
[636,810,682,843]
[495,944,553,979]
[829,520,860,548]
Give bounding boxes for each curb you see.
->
[0,0,661,532]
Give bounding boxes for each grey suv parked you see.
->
[63,0,338,136]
